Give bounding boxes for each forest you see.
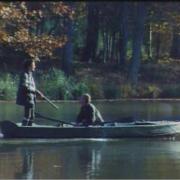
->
[0,1,180,100]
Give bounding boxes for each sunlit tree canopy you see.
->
[0,1,74,59]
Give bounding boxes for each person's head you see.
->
[24,59,36,72]
[80,93,91,106]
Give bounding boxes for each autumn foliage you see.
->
[0,2,74,59]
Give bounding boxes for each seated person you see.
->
[76,94,104,126]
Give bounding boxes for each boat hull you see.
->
[1,120,180,138]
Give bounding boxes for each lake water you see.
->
[0,100,180,179]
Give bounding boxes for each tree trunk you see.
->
[107,32,110,62]
[144,22,153,60]
[148,22,153,59]
[63,5,74,76]
[119,2,128,67]
[82,2,99,62]
[129,3,147,85]
[170,28,180,59]
[111,31,115,62]
[104,31,108,63]
[115,32,120,64]
[155,31,161,61]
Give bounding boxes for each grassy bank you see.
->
[0,61,180,100]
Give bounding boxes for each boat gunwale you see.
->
[14,121,180,129]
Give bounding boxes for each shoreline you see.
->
[1,98,180,103]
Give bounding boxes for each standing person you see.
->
[16,58,42,126]
[76,94,104,126]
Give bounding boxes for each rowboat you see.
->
[1,120,180,138]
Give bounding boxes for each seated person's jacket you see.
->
[76,103,104,125]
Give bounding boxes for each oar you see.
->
[36,113,135,127]
[36,90,59,110]
[35,112,75,126]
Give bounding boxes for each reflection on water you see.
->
[0,140,106,179]
[1,139,180,179]
[15,148,33,179]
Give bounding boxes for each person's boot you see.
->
[22,118,29,126]
[27,120,33,126]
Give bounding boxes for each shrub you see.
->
[88,83,104,99]
[138,84,161,98]
[103,82,119,99]
[146,85,161,98]
[79,77,104,99]
[72,81,90,100]
[120,84,133,98]
[37,68,73,100]
[0,73,17,100]
[160,85,180,98]
[0,68,178,101]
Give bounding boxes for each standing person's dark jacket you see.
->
[76,103,104,126]
[16,71,36,107]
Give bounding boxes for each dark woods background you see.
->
[0,1,179,100]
